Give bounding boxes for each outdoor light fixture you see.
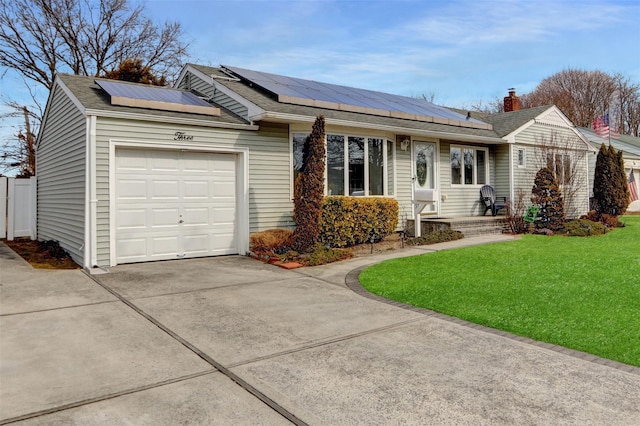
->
[401,137,410,151]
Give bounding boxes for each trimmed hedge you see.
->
[320,197,399,248]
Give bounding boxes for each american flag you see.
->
[592,113,620,139]
[629,169,639,203]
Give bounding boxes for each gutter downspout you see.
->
[509,143,515,203]
[85,115,98,269]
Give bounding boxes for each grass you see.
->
[360,216,640,367]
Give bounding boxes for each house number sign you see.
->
[174,131,194,141]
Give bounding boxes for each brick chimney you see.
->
[503,88,521,112]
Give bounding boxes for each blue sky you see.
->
[145,0,640,106]
[1,0,639,164]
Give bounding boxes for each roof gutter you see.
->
[251,111,505,144]
[84,109,259,131]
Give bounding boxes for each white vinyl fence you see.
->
[1,176,37,240]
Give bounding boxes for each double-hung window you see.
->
[547,153,571,185]
[450,145,488,185]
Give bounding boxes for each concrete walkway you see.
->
[1,236,639,425]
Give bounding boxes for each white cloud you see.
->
[399,0,627,45]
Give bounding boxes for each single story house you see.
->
[578,127,640,213]
[37,66,593,270]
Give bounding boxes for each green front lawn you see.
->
[360,216,640,367]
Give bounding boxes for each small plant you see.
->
[565,219,607,236]
[39,240,72,259]
[580,210,624,228]
[600,214,624,228]
[279,250,300,262]
[304,244,352,266]
[506,188,529,234]
[406,229,464,246]
[249,229,294,254]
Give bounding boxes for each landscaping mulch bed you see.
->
[3,238,80,269]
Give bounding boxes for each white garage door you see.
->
[115,148,238,264]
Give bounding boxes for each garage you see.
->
[114,148,238,264]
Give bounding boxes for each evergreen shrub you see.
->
[565,219,607,236]
[320,197,399,248]
[531,167,565,232]
[292,116,326,252]
[594,144,629,216]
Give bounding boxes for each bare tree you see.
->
[1,106,36,176]
[611,73,640,137]
[468,96,504,114]
[520,68,640,136]
[532,131,588,220]
[0,0,189,174]
[418,92,438,103]
[0,0,189,91]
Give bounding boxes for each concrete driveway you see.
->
[1,237,639,425]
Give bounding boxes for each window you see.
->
[327,134,345,195]
[368,138,384,195]
[450,145,488,185]
[547,153,571,185]
[517,148,526,168]
[292,132,309,182]
[348,136,365,195]
[293,131,395,197]
[333,133,395,196]
[387,140,395,196]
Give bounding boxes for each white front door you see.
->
[115,148,237,264]
[414,141,437,214]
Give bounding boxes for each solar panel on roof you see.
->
[223,65,491,130]
[96,79,220,116]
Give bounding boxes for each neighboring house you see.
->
[37,66,593,270]
[578,128,640,213]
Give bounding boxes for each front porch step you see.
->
[406,216,509,237]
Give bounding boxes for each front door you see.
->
[414,141,437,214]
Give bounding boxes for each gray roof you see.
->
[56,73,250,126]
[578,127,640,159]
[479,105,554,137]
[190,64,503,140]
[618,133,640,149]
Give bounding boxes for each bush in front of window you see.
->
[531,166,565,233]
[320,197,399,248]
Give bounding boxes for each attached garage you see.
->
[37,74,263,270]
[114,148,239,264]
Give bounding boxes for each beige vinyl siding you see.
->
[514,124,590,218]
[36,85,86,265]
[494,144,510,199]
[212,90,249,119]
[438,141,493,216]
[93,118,291,266]
[395,139,413,229]
[179,71,249,119]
